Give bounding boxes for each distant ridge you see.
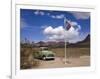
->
[21,34,90,48]
[68,34,90,48]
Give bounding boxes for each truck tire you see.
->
[42,55,46,60]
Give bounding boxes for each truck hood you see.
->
[40,50,54,54]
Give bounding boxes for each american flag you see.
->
[64,18,72,30]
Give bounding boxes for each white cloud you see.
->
[55,14,64,19]
[34,10,65,19]
[34,10,39,15]
[40,11,45,15]
[34,10,45,16]
[47,13,50,16]
[51,15,56,19]
[51,14,64,19]
[43,21,81,42]
[69,21,81,31]
[70,12,90,19]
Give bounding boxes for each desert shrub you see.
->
[20,47,40,69]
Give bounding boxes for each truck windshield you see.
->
[43,48,48,50]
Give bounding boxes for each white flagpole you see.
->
[65,38,67,64]
[64,17,70,64]
[64,17,67,64]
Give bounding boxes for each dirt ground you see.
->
[31,56,90,69]
[20,47,90,69]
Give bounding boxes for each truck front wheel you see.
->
[42,55,46,60]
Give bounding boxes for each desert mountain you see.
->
[68,34,90,48]
[21,34,90,48]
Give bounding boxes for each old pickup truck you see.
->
[34,47,55,60]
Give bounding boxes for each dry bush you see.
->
[20,47,40,69]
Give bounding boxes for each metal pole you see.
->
[64,17,67,64]
[64,17,70,64]
[64,39,67,64]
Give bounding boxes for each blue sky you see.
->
[20,9,90,43]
